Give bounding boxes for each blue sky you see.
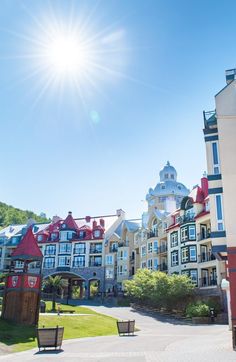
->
[0,0,235,220]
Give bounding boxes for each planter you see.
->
[117,320,135,335]
[192,316,211,324]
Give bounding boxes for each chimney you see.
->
[93,220,97,229]
[100,219,105,228]
[225,68,236,84]
[85,216,91,223]
[68,211,72,215]
[201,173,208,198]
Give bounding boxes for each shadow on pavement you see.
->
[34,349,64,355]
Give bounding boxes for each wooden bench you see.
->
[36,326,64,351]
[59,310,75,314]
[117,320,135,336]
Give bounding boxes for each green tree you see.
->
[43,276,68,311]
[124,269,194,312]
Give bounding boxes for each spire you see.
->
[11,227,43,260]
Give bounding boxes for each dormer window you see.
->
[51,233,57,241]
[79,231,86,239]
[37,235,43,242]
[94,230,100,238]
[62,223,66,229]
[164,173,169,179]
[171,174,174,180]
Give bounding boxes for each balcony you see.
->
[203,110,217,129]
[159,263,168,272]
[44,251,56,256]
[89,248,102,254]
[179,215,195,224]
[197,232,211,241]
[43,263,55,269]
[159,245,168,253]
[199,252,216,263]
[73,248,86,254]
[109,246,118,253]
[72,261,85,268]
[199,277,217,287]
[89,262,102,267]
[147,231,158,239]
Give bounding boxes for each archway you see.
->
[88,278,101,299]
[42,272,86,302]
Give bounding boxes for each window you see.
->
[181,226,188,242]
[94,230,100,238]
[67,231,74,240]
[190,270,198,285]
[171,250,179,266]
[164,173,169,179]
[106,255,113,265]
[58,256,71,267]
[171,174,174,180]
[153,240,158,252]
[74,243,85,254]
[59,243,72,254]
[60,231,68,241]
[44,257,55,268]
[73,256,85,267]
[141,246,146,257]
[212,142,220,174]
[153,258,158,270]
[148,242,152,253]
[79,231,86,239]
[181,247,189,263]
[106,269,114,279]
[189,246,197,262]
[37,235,43,242]
[215,194,224,231]
[147,259,153,270]
[45,245,56,255]
[171,232,178,247]
[0,248,2,257]
[51,233,58,241]
[123,250,128,260]
[15,261,24,269]
[189,225,196,240]
[205,200,210,212]
[141,261,146,268]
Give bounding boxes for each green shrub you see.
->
[186,302,210,317]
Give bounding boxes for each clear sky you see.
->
[0,0,235,220]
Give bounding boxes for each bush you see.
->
[124,269,195,312]
[186,302,210,318]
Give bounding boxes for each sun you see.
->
[46,33,89,76]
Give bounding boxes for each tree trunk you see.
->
[52,290,56,311]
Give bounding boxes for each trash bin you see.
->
[40,300,46,313]
[210,308,215,323]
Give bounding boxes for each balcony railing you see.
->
[74,248,86,254]
[197,232,211,241]
[43,263,55,269]
[90,248,102,254]
[203,110,217,129]
[199,277,217,287]
[44,251,56,256]
[199,252,216,263]
[89,262,102,267]
[179,215,195,224]
[159,263,168,272]
[159,245,168,253]
[147,231,158,239]
[109,246,118,253]
[72,262,85,268]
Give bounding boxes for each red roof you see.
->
[62,212,79,231]
[189,186,205,204]
[12,227,43,259]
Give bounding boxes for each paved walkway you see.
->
[0,306,235,362]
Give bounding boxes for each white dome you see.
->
[159,161,177,182]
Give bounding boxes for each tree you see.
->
[43,276,68,311]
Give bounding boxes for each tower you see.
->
[1,227,43,325]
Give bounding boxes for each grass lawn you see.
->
[0,306,118,353]
[45,301,98,314]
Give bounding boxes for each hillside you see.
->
[0,202,49,229]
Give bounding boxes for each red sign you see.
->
[7,275,22,288]
[23,275,40,289]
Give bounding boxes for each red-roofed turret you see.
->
[11,227,43,260]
